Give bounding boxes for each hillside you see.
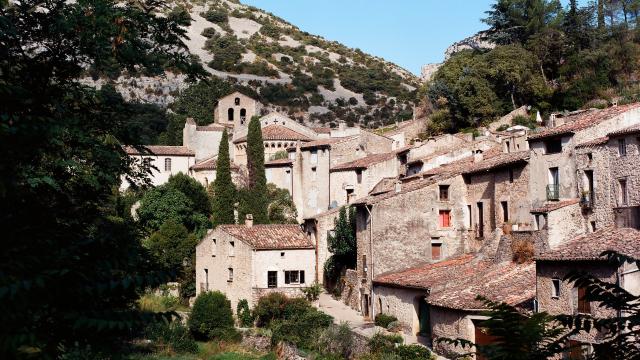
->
[89,0,419,134]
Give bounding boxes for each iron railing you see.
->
[546,184,560,200]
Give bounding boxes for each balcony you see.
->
[546,184,560,201]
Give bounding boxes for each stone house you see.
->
[232,124,312,166]
[183,119,231,162]
[213,91,262,129]
[302,207,342,284]
[265,158,294,195]
[373,254,535,356]
[188,156,242,189]
[195,216,315,308]
[120,146,195,190]
[536,227,640,354]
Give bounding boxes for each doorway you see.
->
[363,294,370,317]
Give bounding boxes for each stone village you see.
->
[124,92,640,358]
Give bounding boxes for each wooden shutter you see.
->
[284,271,291,284]
[431,243,441,260]
[300,271,305,284]
[578,286,590,313]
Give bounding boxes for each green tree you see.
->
[188,291,235,340]
[0,0,203,356]
[239,116,269,224]
[483,0,564,45]
[166,173,211,216]
[169,77,232,125]
[324,207,357,286]
[212,129,236,227]
[146,219,198,275]
[138,186,197,231]
[266,183,298,224]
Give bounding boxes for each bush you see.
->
[253,292,289,327]
[202,27,217,38]
[368,332,403,353]
[375,313,398,328]
[301,282,322,301]
[316,322,353,359]
[202,9,227,23]
[237,299,255,327]
[145,321,198,354]
[395,344,435,360]
[188,291,235,340]
[138,292,181,312]
[270,308,334,349]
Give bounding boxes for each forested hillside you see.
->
[422,0,640,135]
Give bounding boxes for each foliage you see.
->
[169,77,232,125]
[324,206,357,286]
[202,9,228,24]
[269,151,289,161]
[253,292,290,327]
[0,0,203,356]
[137,185,209,235]
[266,183,298,224]
[144,321,198,354]
[238,116,269,224]
[167,173,212,216]
[145,220,198,275]
[394,344,436,360]
[206,35,245,72]
[212,129,237,227]
[374,313,398,329]
[368,332,404,353]
[237,299,255,328]
[315,322,354,359]
[269,307,334,349]
[138,292,182,313]
[301,282,323,302]
[188,291,235,341]
[260,23,281,39]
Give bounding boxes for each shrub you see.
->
[496,124,510,131]
[368,332,403,353]
[145,321,198,354]
[270,308,333,349]
[188,291,234,340]
[316,322,353,359]
[202,27,217,38]
[395,344,435,360]
[253,292,289,327]
[301,282,322,301]
[202,9,227,23]
[138,292,181,312]
[237,299,255,327]
[375,313,398,328]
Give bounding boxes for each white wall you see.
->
[252,249,316,289]
[120,154,194,191]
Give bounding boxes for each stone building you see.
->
[188,157,242,189]
[233,124,312,166]
[183,119,230,162]
[302,207,342,284]
[536,228,640,355]
[120,146,195,190]
[195,216,315,308]
[213,91,262,129]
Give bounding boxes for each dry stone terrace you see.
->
[121,94,640,358]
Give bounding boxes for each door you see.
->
[473,320,499,360]
[418,298,430,339]
[363,295,370,317]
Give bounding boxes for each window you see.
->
[431,242,442,261]
[509,168,514,183]
[267,271,277,288]
[591,221,596,232]
[356,170,363,184]
[311,166,317,181]
[228,268,234,282]
[439,210,451,228]
[587,153,593,161]
[552,278,561,298]
[363,255,368,273]
[212,239,217,257]
[228,241,235,256]
[477,202,484,235]
[164,158,172,172]
[284,270,305,285]
[467,205,472,228]
[234,97,240,105]
[619,179,628,205]
[439,185,449,201]
[228,108,234,121]
[577,286,590,314]
[618,138,627,156]
[280,252,285,257]
[204,269,209,291]
[501,201,509,222]
[544,138,563,154]
[346,188,355,204]
[310,149,318,164]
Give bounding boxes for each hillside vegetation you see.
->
[422,0,640,135]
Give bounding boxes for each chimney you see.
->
[473,149,484,163]
[245,214,253,228]
[395,181,402,193]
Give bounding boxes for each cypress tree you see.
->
[212,129,236,227]
[241,115,269,224]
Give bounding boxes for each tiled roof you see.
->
[123,145,195,156]
[190,157,240,171]
[530,199,580,213]
[265,158,293,167]
[527,103,640,140]
[196,124,228,132]
[537,227,640,261]
[427,261,536,310]
[374,254,536,310]
[330,153,397,172]
[608,123,640,137]
[233,125,311,143]
[218,224,314,250]
[575,137,609,149]
[462,151,529,175]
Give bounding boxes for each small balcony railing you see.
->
[546,184,560,201]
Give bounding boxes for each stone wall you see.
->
[430,306,474,358]
[373,285,426,335]
[546,203,585,249]
[340,269,360,310]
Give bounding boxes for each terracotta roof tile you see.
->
[575,137,609,149]
[233,125,311,143]
[190,157,240,171]
[123,145,194,156]
[537,227,640,261]
[330,152,397,172]
[527,103,640,140]
[608,123,640,137]
[462,151,529,175]
[531,199,580,213]
[265,158,293,166]
[299,137,356,150]
[218,224,314,250]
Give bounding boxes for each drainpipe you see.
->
[364,204,375,320]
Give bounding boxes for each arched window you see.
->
[235,97,240,105]
[228,108,234,121]
[240,108,247,124]
[164,158,172,172]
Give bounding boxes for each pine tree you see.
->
[240,116,269,224]
[212,129,236,227]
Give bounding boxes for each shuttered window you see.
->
[439,210,451,228]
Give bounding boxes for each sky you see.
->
[241,0,496,76]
